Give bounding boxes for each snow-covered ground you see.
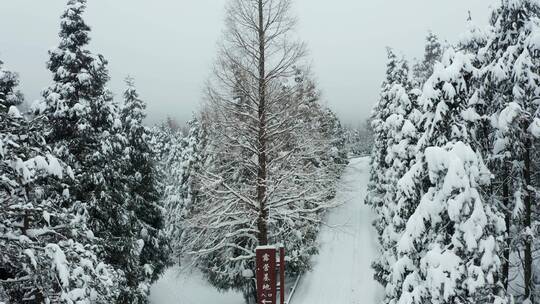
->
[150,157,382,304]
[292,157,383,304]
[150,269,243,304]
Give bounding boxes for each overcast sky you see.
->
[0,0,497,127]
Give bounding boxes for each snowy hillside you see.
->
[150,157,383,304]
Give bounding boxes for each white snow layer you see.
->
[292,157,383,304]
[150,157,382,304]
[149,269,243,304]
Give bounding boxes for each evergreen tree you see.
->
[413,31,444,86]
[165,117,207,262]
[366,48,413,287]
[118,78,170,302]
[457,14,492,156]
[37,0,107,141]
[477,0,540,300]
[379,74,424,304]
[0,60,24,108]
[34,1,168,303]
[344,120,374,157]
[396,48,506,304]
[0,60,119,303]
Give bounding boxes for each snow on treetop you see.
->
[497,102,521,133]
[7,106,22,118]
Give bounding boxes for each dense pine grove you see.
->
[1,0,170,303]
[368,0,540,303]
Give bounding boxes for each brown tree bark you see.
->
[256,0,269,246]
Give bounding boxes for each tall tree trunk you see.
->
[256,0,268,246]
[22,210,29,235]
[502,172,511,291]
[524,137,533,302]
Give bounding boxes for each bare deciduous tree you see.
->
[214,0,307,246]
[174,0,346,302]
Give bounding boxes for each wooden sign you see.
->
[256,245,286,304]
[256,246,277,304]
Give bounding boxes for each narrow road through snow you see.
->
[150,157,382,304]
[291,157,383,304]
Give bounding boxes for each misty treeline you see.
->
[0,0,358,303]
[368,1,540,303]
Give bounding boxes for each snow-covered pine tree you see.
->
[396,48,506,304]
[0,60,120,303]
[162,116,207,263]
[0,61,24,109]
[344,127,361,156]
[413,31,444,86]
[377,65,425,304]
[148,122,182,243]
[456,15,520,301]
[319,109,348,167]
[477,0,540,300]
[344,120,374,157]
[37,0,106,141]
[292,67,348,178]
[366,48,413,287]
[458,14,491,58]
[34,1,168,303]
[149,120,182,163]
[456,14,492,156]
[119,78,170,302]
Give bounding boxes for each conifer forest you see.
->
[2,0,540,304]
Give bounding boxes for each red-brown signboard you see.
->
[256,247,277,304]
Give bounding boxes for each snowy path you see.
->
[292,157,383,304]
[150,269,243,304]
[149,157,382,304]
